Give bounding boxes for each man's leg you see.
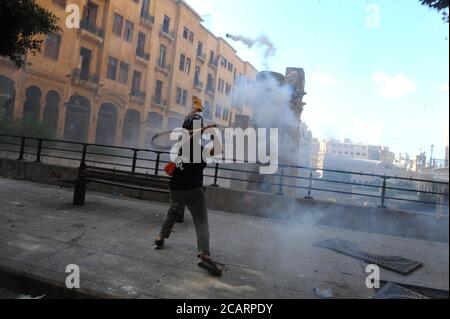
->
[185,188,210,256]
[176,205,185,223]
[159,190,185,240]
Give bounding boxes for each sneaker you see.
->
[154,238,165,250]
[198,257,223,277]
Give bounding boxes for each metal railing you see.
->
[0,134,448,213]
[80,19,104,38]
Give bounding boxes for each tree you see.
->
[0,0,60,68]
[420,0,449,22]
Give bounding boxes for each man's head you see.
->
[192,95,204,112]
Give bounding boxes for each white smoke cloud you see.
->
[372,72,417,98]
[226,33,276,68]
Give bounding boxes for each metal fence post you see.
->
[131,149,138,174]
[17,137,25,161]
[34,139,42,163]
[276,168,284,195]
[212,163,220,187]
[379,177,387,208]
[155,152,161,176]
[305,170,314,200]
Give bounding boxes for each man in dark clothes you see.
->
[154,96,223,277]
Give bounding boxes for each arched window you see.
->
[42,90,60,134]
[95,103,118,145]
[0,75,15,121]
[147,112,163,129]
[23,86,42,121]
[64,95,91,142]
[167,117,183,130]
[122,109,141,148]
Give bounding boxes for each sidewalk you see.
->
[0,177,448,298]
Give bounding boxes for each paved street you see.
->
[0,177,448,299]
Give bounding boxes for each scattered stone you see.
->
[11,201,24,207]
[313,288,333,299]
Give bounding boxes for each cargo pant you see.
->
[160,188,210,255]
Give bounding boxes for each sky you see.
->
[185,0,449,159]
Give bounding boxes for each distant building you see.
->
[0,0,257,148]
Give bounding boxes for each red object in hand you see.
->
[164,163,177,176]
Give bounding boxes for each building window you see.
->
[227,62,234,72]
[194,66,201,85]
[136,32,146,57]
[182,27,194,42]
[124,20,134,42]
[176,87,188,106]
[112,13,124,36]
[44,34,61,60]
[215,105,222,118]
[207,74,215,93]
[83,1,98,29]
[154,80,163,104]
[225,83,232,96]
[222,108,229,121]
[131,71,141,94]
[79,47,92,80]
[107,57,118,80]
[119,62,129,84]
[179,54,185,71]
[162,15,170,33]
[197,42,203,56]
[141,0,150,17]
[209,51,215,64]
[159,44,167,66]
[179,54,191,74]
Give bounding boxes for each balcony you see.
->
[79,19,104,44]
[151,96,168,109]
[136,51,150,65]
[193,80,204,91]
[130,90,146,105]
[196,52,206,64]
[206,87,215,97]
[71,68,99,90]
[159,25,176,42]
[140,12,155,29]
[155,60,171,75]
[208,60,218,70]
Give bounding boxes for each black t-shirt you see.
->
[169,112,207,191]
[170,145,207,191]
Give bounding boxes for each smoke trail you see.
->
[226,33,277,66]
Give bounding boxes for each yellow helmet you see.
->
[192,95,204,112]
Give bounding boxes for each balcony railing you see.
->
[130,90,146,105]
[194,80,204,90]
[136,51,150,63]
[152,96,168,108]
[155,60,171,74]
[80,19,104,38]
[196,52,206,63]
[208,59,218,70]
[140,11,155,28]
[72,69,99,89]
[160,25,176,41]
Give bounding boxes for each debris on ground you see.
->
[17,294,46,299]
[10,201,24,207]
[313,288,333,299]
[316,238,423,275]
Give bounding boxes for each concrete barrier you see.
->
[0,158,448,243]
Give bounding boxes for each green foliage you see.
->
[0,115,55,139]
[420,0,449,22]
[0,0,61,68]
